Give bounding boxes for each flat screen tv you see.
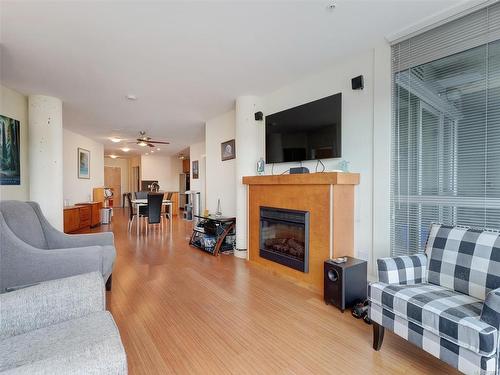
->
[265,93,341,163]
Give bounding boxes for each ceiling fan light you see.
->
[138,141,147,147]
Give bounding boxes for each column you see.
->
[235,95,263,259]
[29,95,64,230]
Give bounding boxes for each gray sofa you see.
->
[0,272,127,374]
[0,201,115,292]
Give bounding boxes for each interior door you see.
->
[104,166,122,206]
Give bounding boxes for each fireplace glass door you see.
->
[259,207,309,272]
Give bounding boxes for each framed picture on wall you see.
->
[78,148,90,179]
[0,115,21,185]
[192,160,199,179]
[221,139,235,161]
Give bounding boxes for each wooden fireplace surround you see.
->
[242,172,360,293]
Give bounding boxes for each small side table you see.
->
[324,257,367,312]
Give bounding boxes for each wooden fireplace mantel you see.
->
[242,172,360,186]
[243,172,360,293]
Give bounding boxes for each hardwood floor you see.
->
[94,208,458,374]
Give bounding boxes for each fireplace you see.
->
[259,207,309,272]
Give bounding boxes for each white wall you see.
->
[189,141,206,211]
[0,85,29,201]
[141,154,182,191]
[104,156,130,193]
[202,44,392,276]
[258,45,391,276]
[63,128,104,205]
[205,110,236,216]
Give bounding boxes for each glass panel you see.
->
[392,39,500,256]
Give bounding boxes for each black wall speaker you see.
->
[351,75,364,90]
[254,111,263,121]
[324,257,367,312]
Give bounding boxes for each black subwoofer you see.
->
[324,257,367,312]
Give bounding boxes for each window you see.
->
[391,3,500,256]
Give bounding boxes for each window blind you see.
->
[391,2,500,256]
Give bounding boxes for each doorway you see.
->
[105,166,121,207]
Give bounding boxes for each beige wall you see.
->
[0,85,29,200]
[140,154,182,192]
[62,129,104,205]
[205,110,235,216]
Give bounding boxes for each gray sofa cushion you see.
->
[0,311,127,374]
[0,201,48,249]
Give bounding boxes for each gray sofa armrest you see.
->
[377,254,427,284]
[481,288,500,330]
[0,272,105,339]
[26,201,114,249]
[1,220,105,291]
[47,231,115,249]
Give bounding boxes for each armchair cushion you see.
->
[377,254,427,284]
[0,272,105,340]
[369,282,497,356]
[425,223,500,300]
[370,302,497,374]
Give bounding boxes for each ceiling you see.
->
[1,0,462,157]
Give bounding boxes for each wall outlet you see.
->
[357,250,369,261]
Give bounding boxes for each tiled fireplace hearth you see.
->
[243,172,359,292]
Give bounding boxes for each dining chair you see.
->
[163,192,174,221]
[126,193,137,232]
[134,191,149,217]
[145,193,164,234]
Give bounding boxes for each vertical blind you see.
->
[391,2,500,256]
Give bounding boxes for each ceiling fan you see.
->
[128,131,170,148]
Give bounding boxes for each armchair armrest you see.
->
[0,272,105,339]
[377,254,427,284]
[481,288,500,330]
[47,231,115,249]
[27,201,114,249]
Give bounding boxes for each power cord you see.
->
[319,159,326,172]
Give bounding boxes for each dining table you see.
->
[130,199,173,235]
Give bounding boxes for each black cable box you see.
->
[290,167,310,174]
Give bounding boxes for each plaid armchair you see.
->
[369,224,500,375]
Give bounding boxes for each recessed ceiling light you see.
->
[151,150,154,153]
[156,148,160,151]
[126,94,137,101]
[121,147,130,152]
[109,155,118,159]
[110,137,121,143]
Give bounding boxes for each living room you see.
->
[1,1,500,374]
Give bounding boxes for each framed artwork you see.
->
[0,115,21,185]
[221,139,235,161]
[192,160,199,179]
[78,148,90,179]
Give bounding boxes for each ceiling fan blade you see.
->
[147,143,156,147]
[147,140,170,144]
